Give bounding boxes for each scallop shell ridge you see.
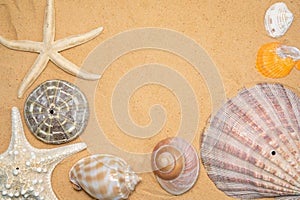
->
[69,154,141,200]
[264,2,294,38]
[24,79,89,144]
[201,83,300,199]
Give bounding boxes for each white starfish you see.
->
[0,107,87,199]
[0,0,102,98]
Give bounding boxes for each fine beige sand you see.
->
[0,0,300,199]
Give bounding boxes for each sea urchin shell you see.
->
[24,79,89,144]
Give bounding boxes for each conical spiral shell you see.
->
[264,2,294,38]
[69,154,141,200]
[151,137,199,195]
[256,42,300,78]
[201,83,300,199]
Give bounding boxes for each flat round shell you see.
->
[24,80,89,144]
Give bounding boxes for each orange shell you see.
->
[256,42,296,78]
[296,61,300,71]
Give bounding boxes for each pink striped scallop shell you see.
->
[69,154,141,200]
[201,83,300,199]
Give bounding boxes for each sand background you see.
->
[0,0,300,199]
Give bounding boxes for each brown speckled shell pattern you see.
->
[69,154,141,200]
[24,80,89,144]
[201,83,300,199]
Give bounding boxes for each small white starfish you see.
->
[0,0,102,98]
[0,107,87,199]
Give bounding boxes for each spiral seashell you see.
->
[264,2,294,38]
[69,154,141,200]
[24,79,89,144]
[201,83,300,199]
[151,137,199,195]
[256,42,300,78]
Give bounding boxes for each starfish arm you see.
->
[18,53,50,98]
[49,52,100,80]
[41,143,87,166]
[5,108,86,200]
[53,26,103,51]
[6,107,31,153]
[0,36,43,52]
[37,142,86,199]
[44,0,55,44]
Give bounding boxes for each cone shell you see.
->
[256,42,299,78]
[151,137,200,195]
[201,83,300,199]
[264,2,293,38]
[69,154,141,200]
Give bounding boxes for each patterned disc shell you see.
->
[24,80,89,144]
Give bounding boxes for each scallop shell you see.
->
[256,42,300,78]
[24,79,89,144]
[201,83,300,199]
[151,137,200,195]
[264,2,294,38]
[69,154,141,200]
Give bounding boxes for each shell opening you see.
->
[47,104,58,119]
[271,150,276,156]
[69,170,82,191]
[125,171,141,191]
[70,179,82,191]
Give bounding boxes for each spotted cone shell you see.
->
[201,83,300,199]
[256,42,300,78]
[151,137,200,195]
[24,80,89,144]
[69,154,141,200]
[264,2,293,38]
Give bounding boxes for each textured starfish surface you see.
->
[0,107,87,199]
[0,0,102,98]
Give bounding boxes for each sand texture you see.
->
[0,0,300,199]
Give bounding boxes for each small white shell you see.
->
[69,154,141,200]
[151,137,200,195]
[264,2,294,38]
